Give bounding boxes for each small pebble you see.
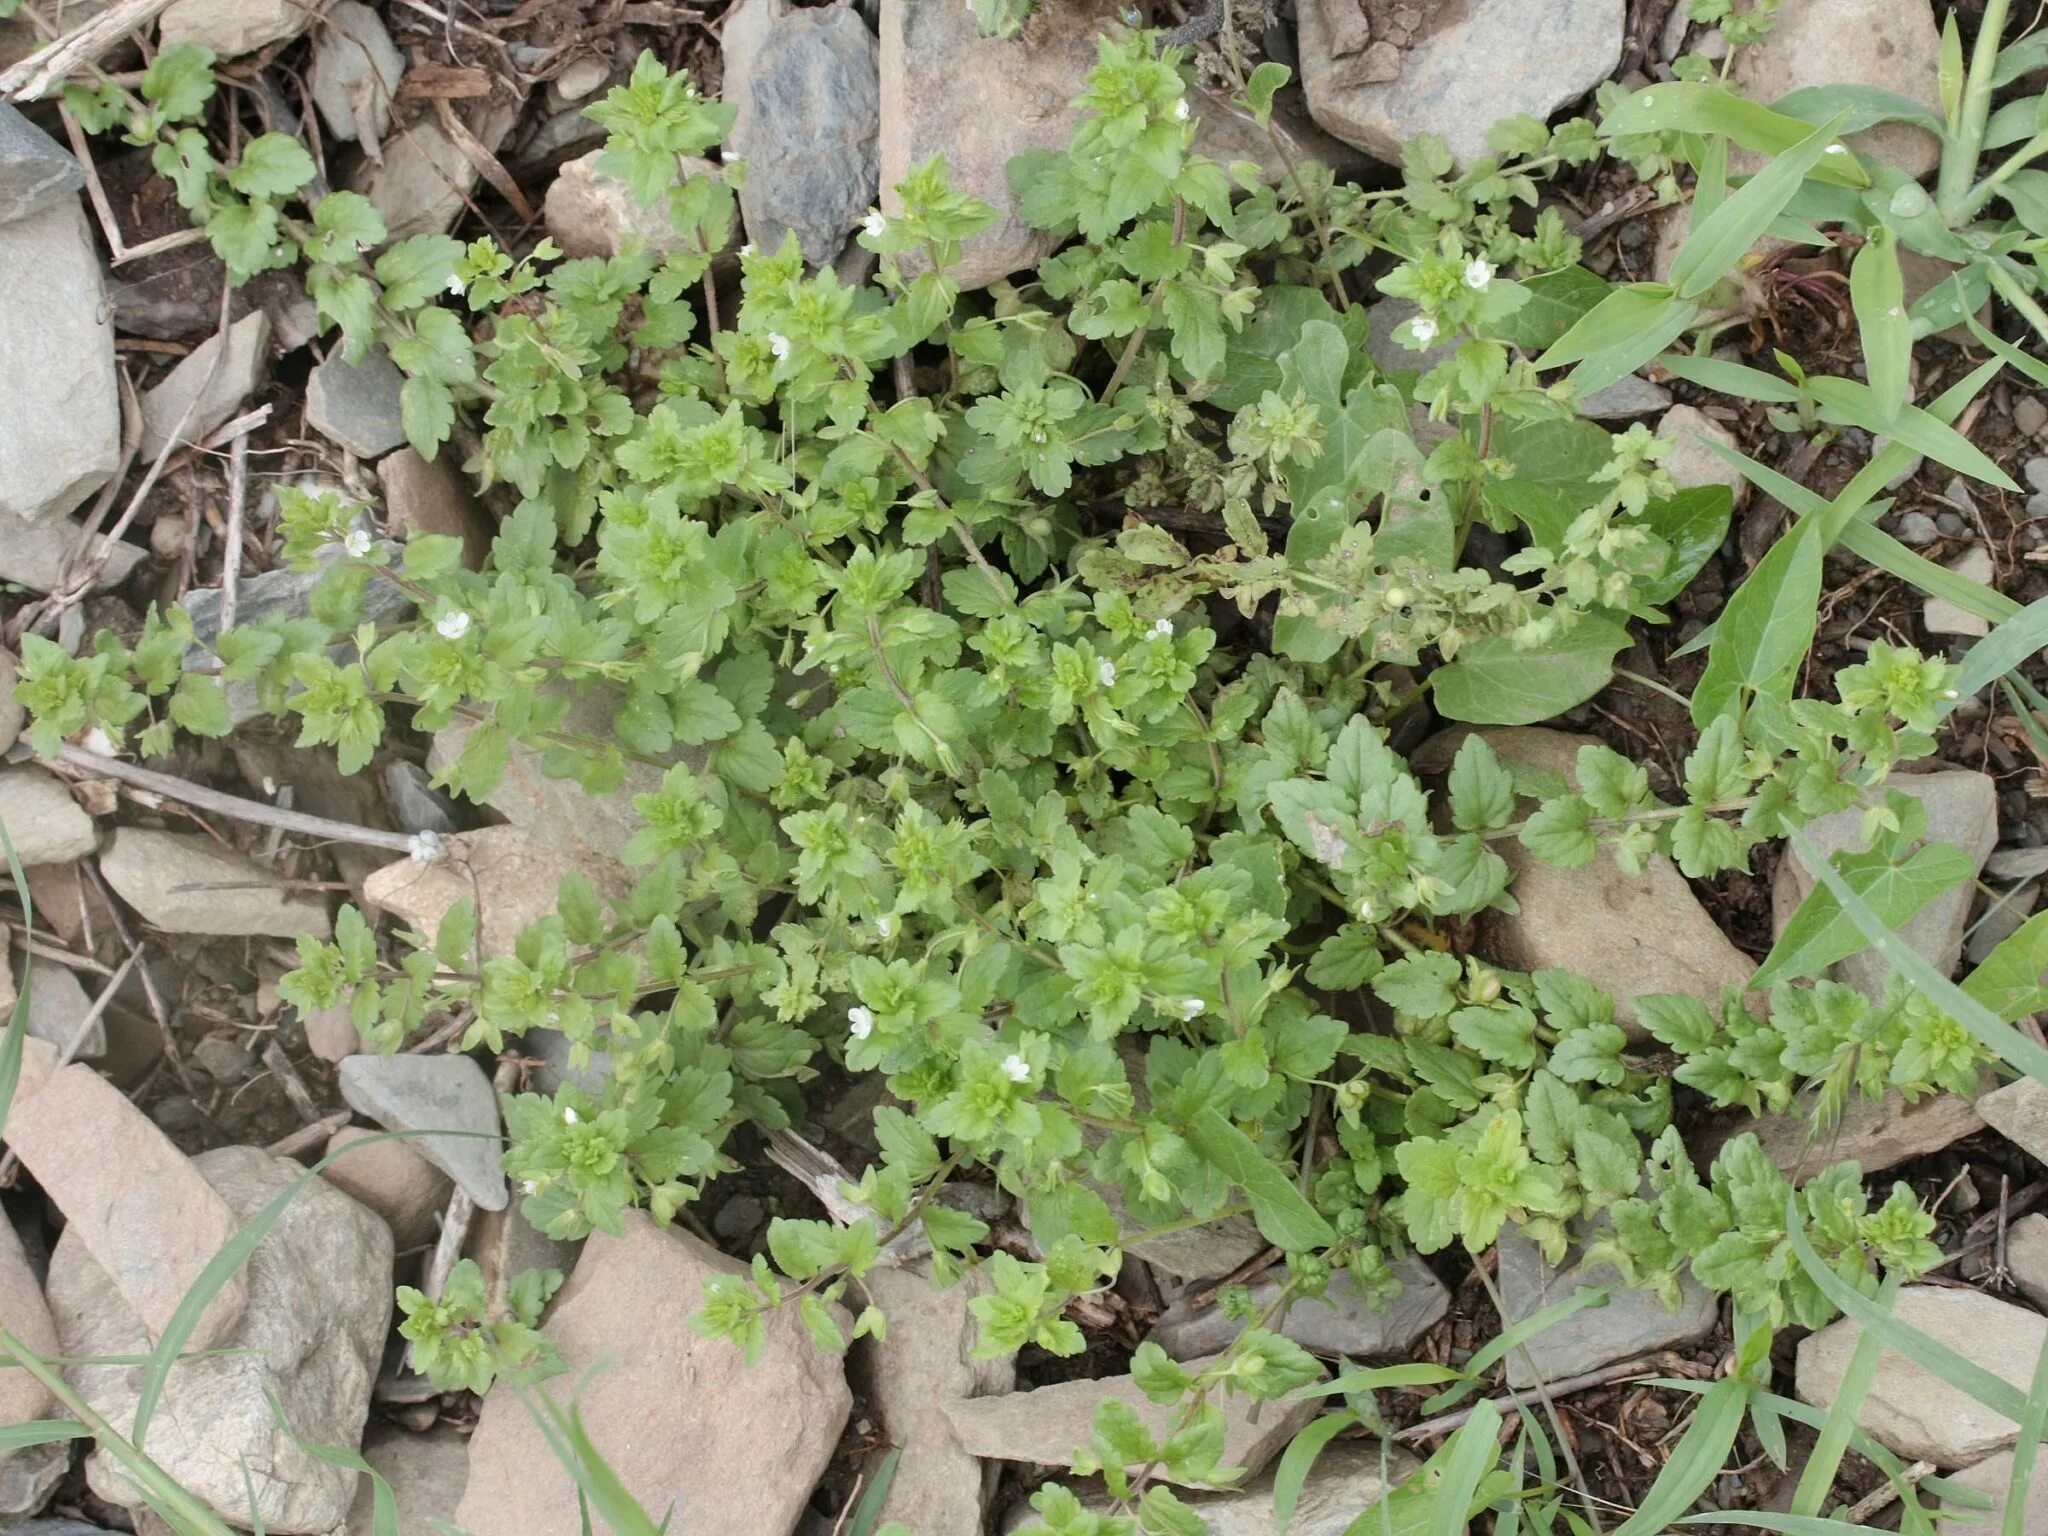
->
[2017,400,2048,439]
[713,1194,765,1243]
[1936,511,1966,536]
[1894,511,1939,545]
[151,1095,205,1136]
[2028,456,2048,494]
[150,511,190,561]
[192,1032,256,1082]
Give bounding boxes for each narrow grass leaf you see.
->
[1598,83,1869,186]
[1790,825,2048,1089]
[1998,1310,2048,1536]
[269,1388,399,1536]
[1678,1516,1898,1535]
[1420,1287,1610,1413]
[1850,227,1911,418]
[0,825,36,1148]
[1655,352,1803,403]
[1807,376,2018,489]
[1272,1410,1355,1530]
[1430,1402,1505,1536]
[848,1447,901,1536]
[1293,1362,1462,1400]
[1952,593,2048,699]
[1670,114,1851,300]
[0,1419,89,1450]
[1608,1375,1749,1536]
[1790,1271,1901,1517]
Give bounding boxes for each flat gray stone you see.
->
[0,1215,58,1437]
[1579,375,1674,419]
[139,310,270,457]
[310,0,405,146]
[346,1423,469,1535]
[1731,0,1941,179]
[1658,404,1748,503]
[0,514,144,594]
[1943,1447,2048,1536]
[179,541,414,654]
[735,6,878,265]
[1149,1256,1447,1362]
[1979,1078,2048,1167]
[945,1354,1321,1486]
[350,101,518,240]
[1366,297,1459,373]
[339,1053,508,1211]
[0,199,119,524]
[1497,1227,1717,1388]
[1701,1086,1985,1183]
[376,445,492,570]
[1774,768,1998,997]
[0,103,83,225]
[0,769,95,865]
[1299,0,1621,165]
[54,1146,392,1532]
[1796,1286,2048,1466]
[98,827,333,939]
[308,347,408,458]
[23,957,103,1057]
[2005,1213,2048,1312]
[1924,546,1996,639]
[158,0,311,55]
[382,759,457,836]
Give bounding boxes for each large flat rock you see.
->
[0,199,118,524]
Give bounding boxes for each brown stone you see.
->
[452,1214,852,1536]
[363,825,633,962]
[376,447,492,571]
[0,1216,56,1430]
[322,1126,452,1250]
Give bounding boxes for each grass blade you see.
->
[848,1446,901,1536]
[1272,1410,1355,1531]
[1850,227,1911,418]
[1420,1287,1610,1413]
[1790,1271,1901,1516]
[1608,1375,1749,1536]
[0,1419,90,1450]
[1951,593,2048,700]
[1671,114,1851,300]
[1429,1402,1505,1536]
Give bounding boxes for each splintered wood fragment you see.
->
[0,0,179,99]
[399,64,494,99]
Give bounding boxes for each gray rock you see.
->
[1701,1085,1985,1182]
[308,347,408,459]
[2018,402,2048,441]
[339,1053,507,1211]
[346,1423,470,1535]
[1098,1182,1268,1282]
[53,1146,393,1533]
[302,1001,360,1063]
[23,957,104,1058]
[180,542,415,659]
[138,310,270,458]
[351,101,519,240]
[1940,1447,2048,1536]
[382,759,457,836]
[1299,0,1622,166]
[363,824,632,964]
[454,1215,851,1536]
[735,7,878,266]
[14,1521,120,1535]
[0,769,95,865]
[522,1026,611,1096]
[1731,0,1941,180]
[0,514,144,594]
[1001,1441,1418,1536]
[1496,1228,1717,1388]
[1979,1078,2048,1168]
[1773,768,1998,997]
[1150,1256,1448,1362]
[1796,1286,2047,1466]
[1578,375,1674,420]
[4,1039,250,1351]
[1895,511,1940,545]
[0,199,120,524]
[0,648,20,755]
[860,1263,1012,1535]
[98,827,334,939]
[555,57,610,101]
[0,1444,67,1523]
[0,103,83,225]
[376,446,492,570]
[310,1,405,146]
[190,1032,254,1081]
[158,0,312,55]
[540,147,726,261]
[1415,727,1756,1034]
[2004,1213,2048,1312]
[462,1204,580,1317]
[0,1215,58,1440]
[945,1353,1320,1486]
[1923,545,1996,638]
[1990,847,2048,881]
[1657,404,1748,504]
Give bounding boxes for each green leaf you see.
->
[1187,1106,1337,1251]
[1600,82,1870,187]
[1609,1377,1753,1536]
[1639,486,1735,605]
[1951,593,2048,701]
[375,236,466,312]
[1693,522,1821,730]
[1272,1411,1355,1530]
[1493,266,1611,352]
[1962,910,2048,1022]
[1753,840,1976,988]
[1447,734,1516,831]
[1432,614,1631,725]
[1670,113,1852,301]
[227,132,315,198]
[1807,376,2018,490]
[1850,226,1911,419]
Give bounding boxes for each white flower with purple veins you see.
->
[343,527,373,557]
[407,830,442,864]
[848,1005,875,1041]
[1181,997,1204,1020]
[1410,314,1439,346]
[768,332,792,360]
[445,273,466,296]
[436,610,472,641]
[1152,617,1173,637]
[520,1179,539,1195]
[1001,1052,1031,1083]
[862,209,887,238]
[1464,256,1494,290]
[1097,658,1118,687]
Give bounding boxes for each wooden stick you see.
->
[1393,1352,1713,1444]
[0,0,179,100]
[53,746,419,855]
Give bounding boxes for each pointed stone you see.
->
[138,310,270,457]
[0,768,95,865]
[307,346,407,459]
[1496,1228,1717,1388]
[0,103,83,225]
[1978,1077,2048,1167]
[0,1216,57,1432]
[321,1125,452,1250]
[339,1053,508,1211]
[98,828,332,939]
[363,825,632,963]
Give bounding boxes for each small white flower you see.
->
[445,273,465,296]
[343,527,373,557]
[407,830,441,864]
[562,1105,580,1125]
[520,1179,539,1196]
[862,208,887,238]
[1097,658,1118,687]
[1173,98,1190,121]
[738,240,755,256]
[1031,428,1047,444]
[1000,1052,1031,1083]
[1359,897,1373,922]
[1152,617,1174,637]
[848,1005,875,1040]
[1464,257,1494,290]
[875,915,894,939]
[1180,997,1204,1020]
[1410,314,1439,346]
[1824,143,1848,155]
[1944,688,1960,700]
[768,332,792,360]
[80,727,116,758]
[435,610,472,641]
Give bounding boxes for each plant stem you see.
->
[1938,0,2012,220]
